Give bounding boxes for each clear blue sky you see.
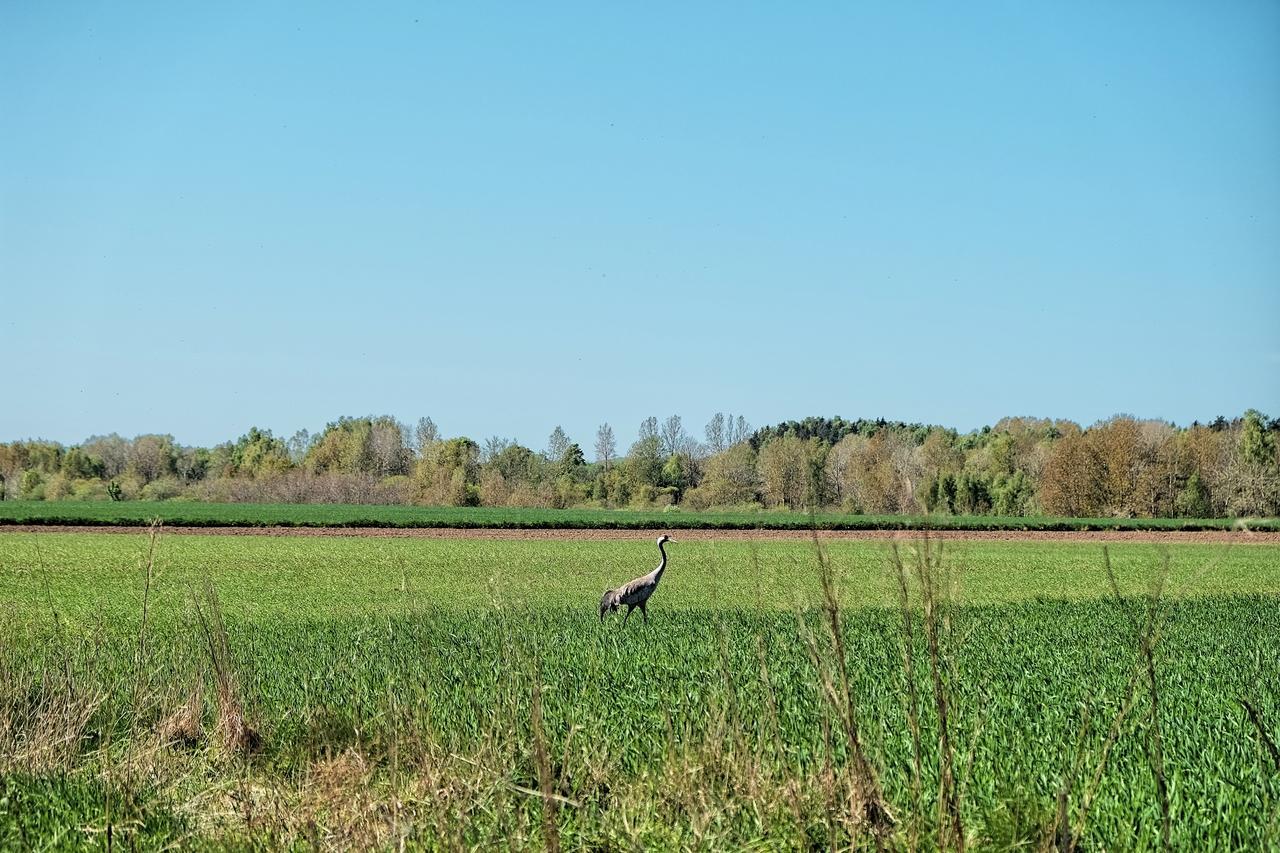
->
[4,1,1278,451]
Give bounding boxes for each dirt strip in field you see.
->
[1,525,1277,545]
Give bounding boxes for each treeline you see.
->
[1,410,1278,518]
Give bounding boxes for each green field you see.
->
[2,531,1279,848]
[1,499,1276,532]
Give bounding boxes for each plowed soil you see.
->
[3,525,1277,544]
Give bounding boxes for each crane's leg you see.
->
[623,606,632,626]
[640,602,649,624]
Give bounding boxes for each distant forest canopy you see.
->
[1,411,1278,518]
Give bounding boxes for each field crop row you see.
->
[2,499,1276,531]
[1,533,1278,848]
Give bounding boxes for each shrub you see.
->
[19,470,44,499]
[141,477,186,501]
[43,473,74,501]
[71,479,109,501]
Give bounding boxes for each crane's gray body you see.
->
[600,535,671,624]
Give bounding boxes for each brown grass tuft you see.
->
[0,677,103,773]
[191,578,263,756]
[157,684,204,748]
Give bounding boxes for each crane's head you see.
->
[657,534,673,545]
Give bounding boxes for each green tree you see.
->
[230,428,292,478]
[660,454,689,496]
[546,426,571,462]
[954,472,992,515]
[559,443,586,477]
[1176,472,1211,518]
[60,448,104,480]
[20,469,44,499]
[492,444,539,483]
[1240,410,1275,466]
[695,443,759,507]
[991,470,1033,516]
[624,436,663,492]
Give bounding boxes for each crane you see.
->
[599,534,673,625]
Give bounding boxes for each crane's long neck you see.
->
[654,540,668,581]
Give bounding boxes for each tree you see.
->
[624,435,663,495]
[1176,471,1211,518]
[694,443,759,506]
[917,428,962,482]
[415,437,481,507]
[1089,416,1144,517]
[60,448,103,480]
[286,429,311,464]
[128,435,176,485]
[174,446,210,483]
[660,453,690,496]
[637,417,658,444]
[368,417,411,477]
[1222,410,1280,516]
[307,418,371,474]
[705,413,726,455]
[659,415,686,458]
[1039,431,1104,517]
[825,431,917,513]
[19,469,44,499]
[594,423,616,471]
[546,426,570,462]
[954,472,992,515]
[437,437,480,477]
[81,434,130,479]
[482,436,513,464]
[991,470,1035,516]
[230,427,292,479]
[491,443,539,483]
[559,443,586,475]
[414,417,440,455]
[1240,410,1275,466]
[758,435,825,509]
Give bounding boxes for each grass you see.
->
[1,531,1279,848]
[1,499,1277,531]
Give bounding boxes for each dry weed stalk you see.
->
[530,659,562,853]
[131,519,163,721]
[913,536,965,852]
[890,542,926,852]
[799,529,895,844]
[191,578,261,755]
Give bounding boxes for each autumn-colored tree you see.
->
[128,434,177,485]
[414,436,480,506]
[917,428,963,482]
[1039,431,1104,516]
[81,434,130,479]
[759,435,826,509]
